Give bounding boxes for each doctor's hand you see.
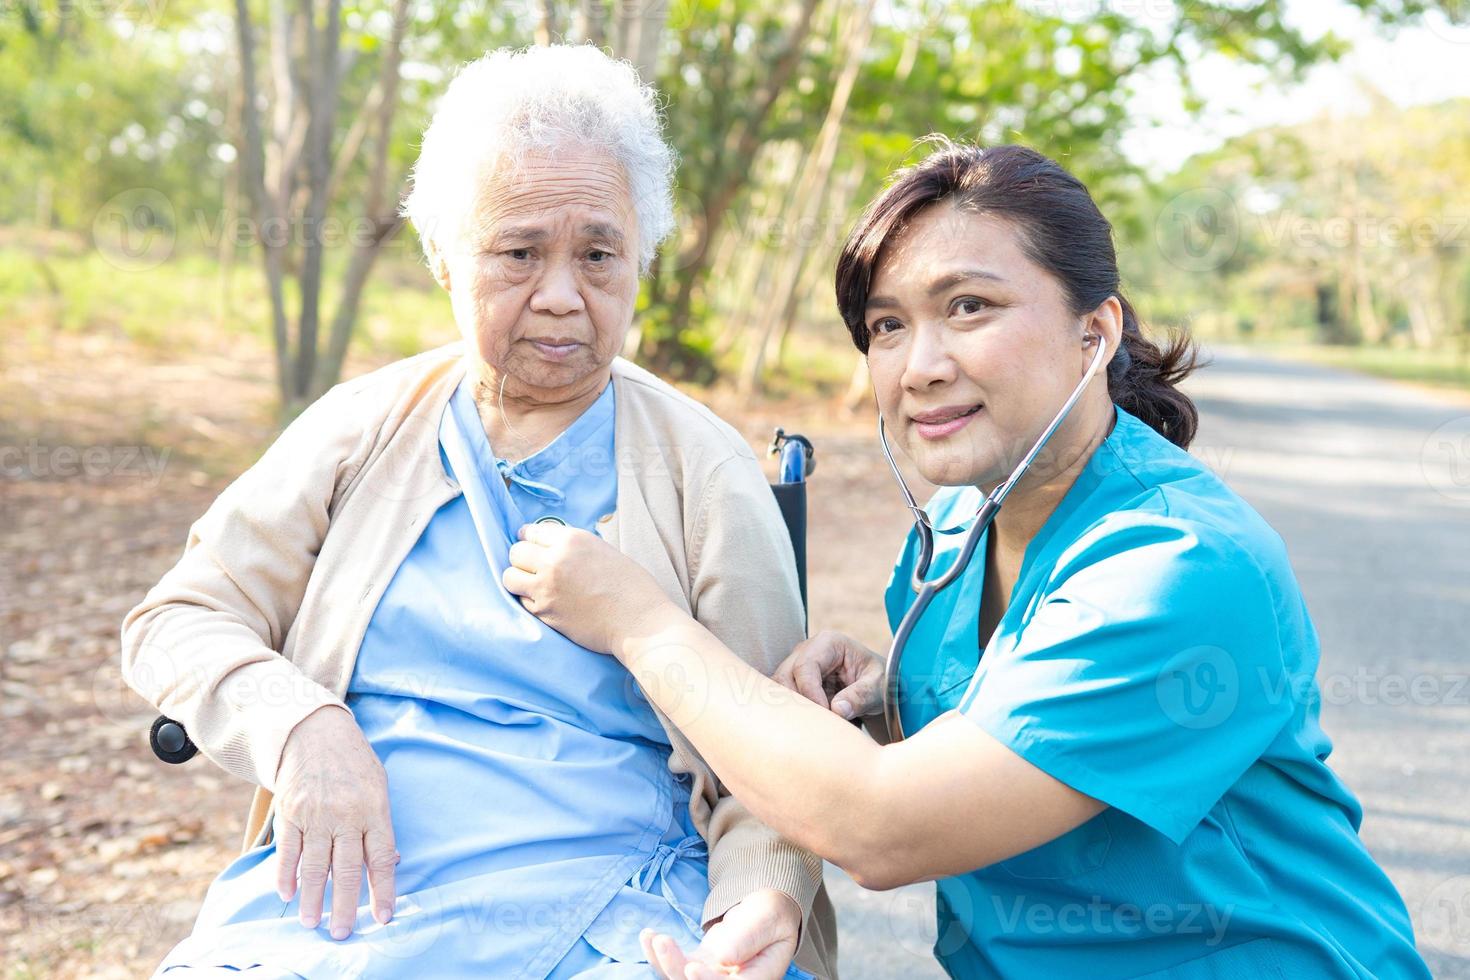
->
[775,630,885,721]
[503,522,681,657]
[641,888,802,980]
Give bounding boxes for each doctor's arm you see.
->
[618,613,1102,889]
[504,525,1103,890]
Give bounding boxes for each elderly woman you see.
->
[122,45,834,979]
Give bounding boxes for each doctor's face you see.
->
[863,204,1095,490]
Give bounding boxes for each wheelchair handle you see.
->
[150,715,199,764]
[769,428,815,484]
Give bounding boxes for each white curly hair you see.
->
[402,44,677,274]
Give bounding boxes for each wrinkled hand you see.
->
[503,522,677,657]
[774,630,885,721]
[642,888,802,979]
[273,705,397,940]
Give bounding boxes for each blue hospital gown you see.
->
[155,376,810,979]
[885,405,1430,979]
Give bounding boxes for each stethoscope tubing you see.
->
[879,340,1108,741]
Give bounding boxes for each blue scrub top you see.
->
[885,406,1429,980]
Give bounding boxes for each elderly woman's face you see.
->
[436,147,641,397]
[864,204,1097,490]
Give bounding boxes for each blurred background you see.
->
[2,0,1469,977]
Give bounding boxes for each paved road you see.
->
[809,348,1470,978]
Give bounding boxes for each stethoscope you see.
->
[877,338,1109,741]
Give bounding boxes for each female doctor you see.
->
[504,142,1432,980]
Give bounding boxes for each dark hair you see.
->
[835,139,1200,449]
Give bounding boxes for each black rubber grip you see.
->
[150,715,199,764]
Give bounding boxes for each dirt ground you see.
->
[0,330,912,978]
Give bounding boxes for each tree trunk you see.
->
[1407,293,1438,348]
[34,175,53,227]
[576,0,607,47]
[613,0,668,83]
[1342,166,1384,345]
[535,0,560,46]
[766,159,865,372]
[1352,248,1382,344]
[737,0,874,396]
[234,0,292,404]
[235,0,413,414]
[291,0,343,406]
[712,140,803,360]
[325,78,384,203]
[641,0,822,370]
[216,158,239,329]
[697,0,820,257]
[266,1,307,223]
[314,0,412,396]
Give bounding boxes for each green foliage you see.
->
[4,0,1464,394]
[0,230,451,354]
[0,2,229,228]
[633,0,1391,378]
[1121,96,1470,352]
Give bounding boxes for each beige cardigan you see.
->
[120,341,836,976]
